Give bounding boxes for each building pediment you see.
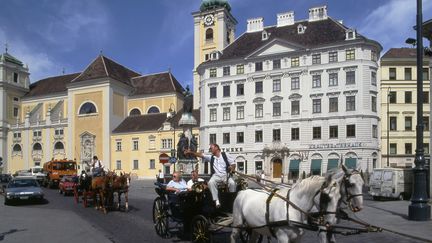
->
[247,38,306,58]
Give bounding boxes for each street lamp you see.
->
[408,0,431,221]
[168,103,176,170]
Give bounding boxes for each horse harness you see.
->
[264,181,336,237]
[341,170,363,210]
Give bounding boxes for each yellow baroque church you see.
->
[0,51,199,178]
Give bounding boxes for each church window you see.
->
[54,142,64,150]
[129,108,141,116]
[13,107,19,117]
[79,102,97,115]
[33,143,42,151]
[147,106,160,114]
[13,72,18,83]
[13,144,22,152]
[206,28,214,42]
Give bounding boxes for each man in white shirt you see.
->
[187,170,205,189]
[186,143,236,208]
[91,155,104,176]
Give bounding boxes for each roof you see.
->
[71,55,140,85]
[200,0,231,12]
[130,72,184,96]
[381,48,417,59]
[204,18,366,64]
[0,52,24,66]
[25,73,80,98]
[112,109,200,134]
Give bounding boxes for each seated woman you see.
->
[166,171,188,194]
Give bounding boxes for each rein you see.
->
[234,171,336,226]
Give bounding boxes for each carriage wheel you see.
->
[83,192,88,208]
[191,215,212,243]
[73,187,79,204]
[152,197,170,238]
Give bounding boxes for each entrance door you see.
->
[273,159,282,178]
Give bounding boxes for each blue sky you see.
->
[0,0,431,89]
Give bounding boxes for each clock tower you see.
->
[192,0,237,108]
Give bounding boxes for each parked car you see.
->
[13,170,32,177]
[368,168,413,200]
[4,176,44,205]
[58,175,78,196]
[29,166,46,185]
[0,174,12,183]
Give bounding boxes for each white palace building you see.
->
[194,3,382,181]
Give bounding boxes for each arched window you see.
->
[33,143,42,151]
[129,108,141,116]
[147,106,160,114]
[13,144,22,152]
[79,102,97,115]
[206,28,214,41]
[54,142,64,150]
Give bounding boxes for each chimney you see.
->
[308,6,328,22]
[277,11,294,27]
[247,17,264,33]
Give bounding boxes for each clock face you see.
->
[204,14,214,26]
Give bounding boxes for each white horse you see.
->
[230,175,342,243]
[322,164,365,243]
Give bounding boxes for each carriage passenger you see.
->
[166,171,188,194]
[185,143,236,208]
[187,170,204,189]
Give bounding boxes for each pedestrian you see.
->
[185,143,236,208]
[261,171,266,185]
[281,173,284,183]
[157,169,165,183]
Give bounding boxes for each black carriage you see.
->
[152,176,248,242]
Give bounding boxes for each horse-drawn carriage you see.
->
[153,166,379,243]
[153,176,250,242]
[73,171,131,213]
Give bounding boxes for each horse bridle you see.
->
[342,170,363,210]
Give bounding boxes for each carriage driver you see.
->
[91,155,105,177]
[185,143,236,208]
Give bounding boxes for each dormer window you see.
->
[346,29,356,40]
[297,24,306,34]
[262,30,269,41]
[210,51,220,60]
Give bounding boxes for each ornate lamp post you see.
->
[408,0,431,221]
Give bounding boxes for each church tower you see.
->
[0,47,30,172]
[192,0,237,108]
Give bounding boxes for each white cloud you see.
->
[359,0,432,52]
[34,0,110,51]
[0,27,60,82]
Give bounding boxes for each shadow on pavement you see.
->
[0,229,27,241]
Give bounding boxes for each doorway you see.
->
[272,159,282,178]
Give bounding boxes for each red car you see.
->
[59,175,78,196]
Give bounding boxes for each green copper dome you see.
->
[200,0,231,12]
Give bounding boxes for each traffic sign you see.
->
[169,157,177,164]
[159,153,169,164]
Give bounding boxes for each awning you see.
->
[289,159,300,171]
[311,159,322,171]
[345,158,357,169]
[327,159,339,171]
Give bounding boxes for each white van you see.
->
[368,168,413,200]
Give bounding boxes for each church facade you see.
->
[0,52,199,178]
[195,3,382,180]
